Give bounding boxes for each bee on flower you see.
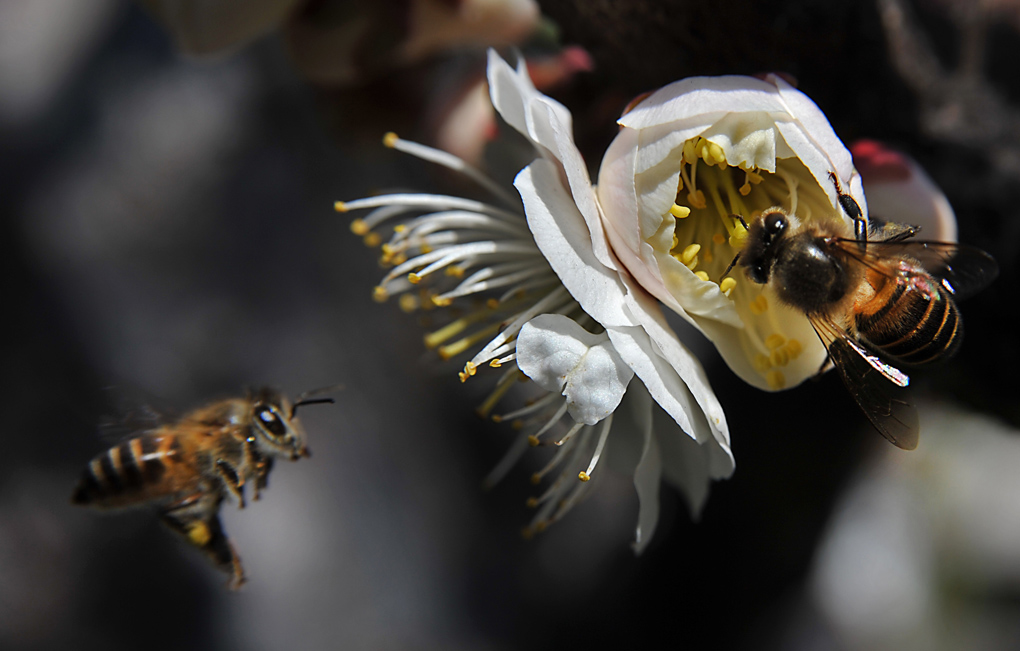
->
[338,51,964,548]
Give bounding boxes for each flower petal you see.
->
[514,159,632,328]
[516,314,634,426]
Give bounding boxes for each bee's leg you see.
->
[828,171,868,247]
[254,456,274,500]
[161,494,246,589]
[214,459,246,509]
[243,435,265,501]
[812,352,835,378]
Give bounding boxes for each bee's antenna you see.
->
[291,398,335,418]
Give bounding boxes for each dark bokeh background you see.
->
[3,0,1018,649]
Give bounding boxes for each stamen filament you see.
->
[578,414,613,481]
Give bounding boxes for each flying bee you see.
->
[72,387,335,588]
[730,176,997,449]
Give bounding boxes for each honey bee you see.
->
[72,387,335,588]
[733,176,997,449]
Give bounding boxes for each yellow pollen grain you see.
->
[680,243,701,264]
[713,233,727,245]
[769,348,790,367]
[335,201,350,214]
[749,294,769,315]
[578,471,591,482]
[363,232,382,247]
[382,131,399,148]
[695,270,710,282]
[786,338,803,358]
[398,294,418,312]
[187,522,212,547]
[407,272,422,284]
[372,286,389,302]
[669,204,691,219]
[720,277,737,294]
[687,189,707,209]
[739,181,752,196]
[765,334,786,350]
[753,354,772,373]
[445,265,465,277]
[766,370,786,390]
[349,217,367,234]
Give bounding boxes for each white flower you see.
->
[597,75,874,392]
[338,52,734,551]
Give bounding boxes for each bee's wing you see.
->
[809,314,920,450]
[837,237,999,301]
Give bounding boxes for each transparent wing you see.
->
[836,235,999,301]
[810,314,920,450]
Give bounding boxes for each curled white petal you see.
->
[516,314,634,426]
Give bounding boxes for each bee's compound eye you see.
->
[255,405,287,436]
[764,212,787,234]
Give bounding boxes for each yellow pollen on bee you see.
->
[578,471,591,482]
[765,334,786,350]
[187,522,212,547]
[695,270,710,282]
[398,294,418,312]
[372,286,389,302]
[407,272,422,284]
[669,204,691,219]
[363,232,382,247]
[766,370,786,390]
[382,131,400,148]
[720,277,737,294]
[749,294,769,315]
[713,233,727,245]
[753,354,772,373]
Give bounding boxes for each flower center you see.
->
[653,136,837,389]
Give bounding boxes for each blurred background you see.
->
[3,0,1019,649]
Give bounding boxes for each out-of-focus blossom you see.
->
[140,0,540,84]
[339,52,733,550]
[597,76,952,393]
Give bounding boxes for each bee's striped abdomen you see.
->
[72,436,176,507]
[857,274,962,366]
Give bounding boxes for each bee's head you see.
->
[740,209,796,284]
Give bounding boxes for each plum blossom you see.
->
[340,52,734,550]
[597,75,955,393]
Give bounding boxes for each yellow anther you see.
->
[380,243,395,256]
[363,232,382,247]
[684,256,699,271]
[672,233,679,250]
[407,272,422,284]
[765,334,786,350]
[720,277,737,294]
[393,224,406,233]
[398,294,418,312]
[465,361,477,376]
[486,298,500,309]
[491,414,503,423]
[578,471,591,482]
[534,521,547,533]
[786,338,803,358]
[713,232,727,245]
[676,175,684,192]
[708,142,726,165]
[769,348,790,367]
[431,295,452,307]
[669,203,691,219]
[458,371,468,382]
[753,354,772,373]
[766,370,786,390]
[728,222,748,248]
[527,435,540,447]
[749,294,769,315]
[390,253,407,266]
[445,265,465,277]
[695,270,710,282]
[747,171,763,184]
[687,190,707,209]
[372,286,389,302]
[335,201,349,213]
[530,473,542,485]
[526,497,538,508]
[682,139,698,164]
[681,243,701,264]
[702,248,713,264]
[383,131,399,148]
[489,359,502,368]
[739,181,752,196]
